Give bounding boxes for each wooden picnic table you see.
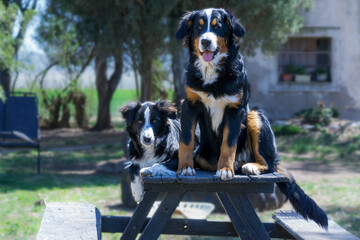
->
[117,170,290,240]
[37,170,359,240]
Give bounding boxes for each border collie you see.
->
[120,101,180,202]
[175,8,328,228]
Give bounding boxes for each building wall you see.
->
[245,0,360,120]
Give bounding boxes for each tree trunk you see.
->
[73,91,89,129]
[172,48,188,109]
[92,53,123,131]
[0,69,11,93]
[140,57,153,101]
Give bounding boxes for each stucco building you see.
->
[246,0,360,120]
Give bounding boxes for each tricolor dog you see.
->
[120,101,181,202]
[176,8,328,228]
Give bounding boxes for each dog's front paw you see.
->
[177,166,196,176]
[140,164,176,177]
[140,167,152,177]
[216,168,234,180]
[242,163,261,175]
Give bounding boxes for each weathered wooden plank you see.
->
[142,171,288,184]
[227,192,271,239]
[144,182,275,193]
[273,210,359,240]
[217,193,270,240]
[139,192,185,240]
[37,202,101,240]
[101,216,295,238]
[121,191,159,240]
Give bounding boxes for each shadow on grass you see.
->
[0,172,122,193]
[0,143,125,193]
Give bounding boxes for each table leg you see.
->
[121,191,159,240]
[139,191,185,240]
[217,192,271,240]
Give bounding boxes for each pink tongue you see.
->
[203,51,213,62]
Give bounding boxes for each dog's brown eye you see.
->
[138,120,143,124]
[152,119,158,123]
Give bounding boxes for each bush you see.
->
[272,125,303,136]
[295,103,339,126]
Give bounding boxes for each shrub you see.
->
[272,125,303,136]
[295,103,339,126]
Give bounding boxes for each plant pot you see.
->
[317,73,327,81]
[281,74,293,82]
[295,74,311,82]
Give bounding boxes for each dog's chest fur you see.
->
[193,90,239,131]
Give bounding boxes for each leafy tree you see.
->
[0,0,37,93]
[38,0,130,130]
[35,5,94,129]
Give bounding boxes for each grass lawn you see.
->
[0,129,359,239]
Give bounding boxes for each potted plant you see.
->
[281,64,297,82]
[316,68,328,81]
[294,65,311,82]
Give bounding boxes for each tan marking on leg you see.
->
[246,110,268,173]
[185,86,200,105]
[178,122,196,175]
[217,125,236,174]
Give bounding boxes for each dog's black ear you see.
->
[175,11,197,39]
[120,102,141,124]
[223,10,245,38]
[155,100,177,119]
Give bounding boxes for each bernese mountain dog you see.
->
[175,8,328,228]
[120,100,181,202]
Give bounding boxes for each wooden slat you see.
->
[121,191,159,240]
[37,202,101,240]
[144,182,275,193]
[217,193,271,240]
[142,171,288,184]
[101,216,295,238]
[139,192,185,240]
[273,210,359,240]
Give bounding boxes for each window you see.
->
[278,38,331,83]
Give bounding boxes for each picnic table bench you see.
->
[37,171,359,240]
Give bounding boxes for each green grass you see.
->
[276,132,360,167]
[1,129,360,239]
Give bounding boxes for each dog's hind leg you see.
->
[178,100,198,176]
[242,108,278,175]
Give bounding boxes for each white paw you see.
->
[140,164,176,177]
[140,167,152,177]
[179,166,196,176]
[242,163,261,175]
[216,169,234,180]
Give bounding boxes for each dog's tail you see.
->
[276,165,329,229]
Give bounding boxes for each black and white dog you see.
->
[120,101,181,202]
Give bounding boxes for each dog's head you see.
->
[176,8,245,64]
[120,101,177,147]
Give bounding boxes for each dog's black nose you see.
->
[143,136,152,144]
[201,39,211,48]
